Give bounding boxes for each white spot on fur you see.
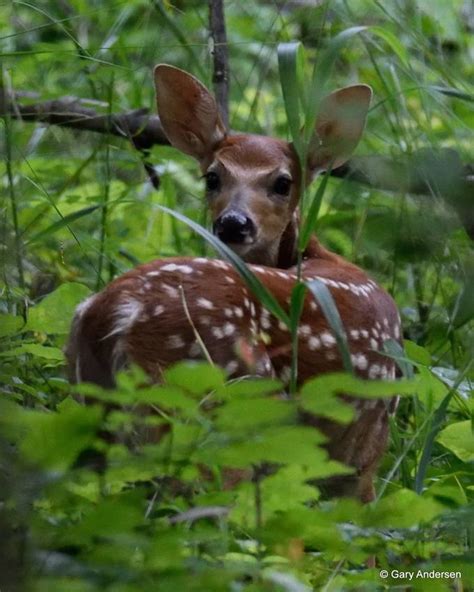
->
[147,270,161,277]
[279,365,292,384]
[161,263,193,274]
[260,308,271,330]
[200,316,211,326]
[75,295,97,319]
[188,341,201,357]
[162,283,179,298]
[394,324,400,340]
[167,334,185,349]
[351,353,369,370]
[360,329,369,339]
[225,360,239,374]
[197,297,214,310]
[224,308,234,318]
[350,329,360,340]
[212,327,224,339]
[278,320,289,332]
[298,324,312,337]
[308,336,321,350]
[223,322,236,336]
[370,338,378,350]
[234,307,244,318]
[106,298,143,338]
[368,364,381,379]
[154,305,165,316]
[224,275,236,284]
[320,331,336,348]
[337,282,350,290]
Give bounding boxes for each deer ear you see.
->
[154,64,226,162]
[307,84,372,174]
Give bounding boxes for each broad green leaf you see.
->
[362,489,443,528]
[230,465,320,526]
[215,378,282,400]
[19,397,102,471]
[199,425,350,477]
[26,283,92,334]
[75,490,145,539]
[215,397,297,432]
[405,340,432,366]
[164,361,226,396]
[300,388,355,424]
[0,343,64,361]
[301,371,419,399]
[438,421,474,462]
[0,314,23,337]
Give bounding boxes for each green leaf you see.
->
[301,371,419,399]
[0,314,23,337]
[199,425,350,477]
[230,465,320,526]
[438,420,474,462]
[0,343,64,362]
[215,378,282,400]
[26,283,92,334]
[19,397,102,471]
[300,387,355,424]
[215,397,297,432]
[164,361,226,396]
[363,489,443,528]
[405,340,432,366]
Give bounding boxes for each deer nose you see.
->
[213,211,256,244]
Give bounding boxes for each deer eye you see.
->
[204,171,221,192]
[273,175,292,196]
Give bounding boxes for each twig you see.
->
[208,0,229,129]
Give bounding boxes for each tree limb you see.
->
[208,0,230,129]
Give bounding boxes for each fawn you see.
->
[67,65,402,503]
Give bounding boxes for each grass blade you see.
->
[306,279,353,373]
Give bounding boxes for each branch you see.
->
[208,0,230,129]
[2,92,473,239]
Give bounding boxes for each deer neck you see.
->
[275,213,336,269]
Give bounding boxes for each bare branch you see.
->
[0,92,169,150]
[208,0,229,129]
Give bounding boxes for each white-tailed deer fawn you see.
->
[67,65,402,503]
